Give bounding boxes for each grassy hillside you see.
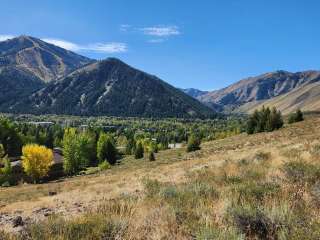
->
[1,116,320,239]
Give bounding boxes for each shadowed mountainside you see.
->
[9,58,215,118]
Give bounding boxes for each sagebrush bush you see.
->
[283,161,320,185]
[234,182,281,203]
[19,214,126,240]
[143,178,162,197]
[227,204,287,239]
[254,151,271,162]
[196,226,244,240]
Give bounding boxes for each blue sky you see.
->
[1,0,320,90]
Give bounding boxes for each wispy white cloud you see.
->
[42,38,80,51]
[140,26,181,37]
[86,43,127,53]
[120,25,181,43]
[0,35,15,41]
[148,39,165,43]
[120,24,131,32]
[40,38,128,53]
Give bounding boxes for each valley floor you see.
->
[1,116,320,239]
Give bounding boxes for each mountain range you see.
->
[1,35,319,117]
[0,36,214,118]
[188,71,320,114]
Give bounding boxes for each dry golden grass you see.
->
[1,116,320,239]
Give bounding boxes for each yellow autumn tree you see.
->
[22,144,53,182]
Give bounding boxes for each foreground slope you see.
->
[11,58,214,117]
[1,116,320,239]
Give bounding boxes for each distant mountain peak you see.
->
[0,36,93,82]
[181,88,209,98]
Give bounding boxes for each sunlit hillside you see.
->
[1,115,320,239]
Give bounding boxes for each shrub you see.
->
[98,161,111,171]
[97,133,118,165]
[22,214,126,240]
[235,182,281,203]
[160,185,179,199]
[229,205,281,239]
[134,142,144,159]
[282,161,320,185]
[196,226,243,240]
[186,135,201,152]
[254,151,271,162]
[310,144,320,157]
[22,144,53,182]
[143,178,162,197]
[288,109,304,124]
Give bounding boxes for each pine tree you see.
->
[187,135,201,152]
[44,129,54,149]
[288,109,304,124]
[246,106,283,134]
[149,151,156,161]
[97,133,117,165]
[246,116,256,134]
[134,142,144,159]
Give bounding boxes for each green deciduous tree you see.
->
[63,128,96,175]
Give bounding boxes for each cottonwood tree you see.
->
[22,144,53,183]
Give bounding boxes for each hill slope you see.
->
[10,58,215,118]
[0,66,44,110]
[199,70,320,112]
